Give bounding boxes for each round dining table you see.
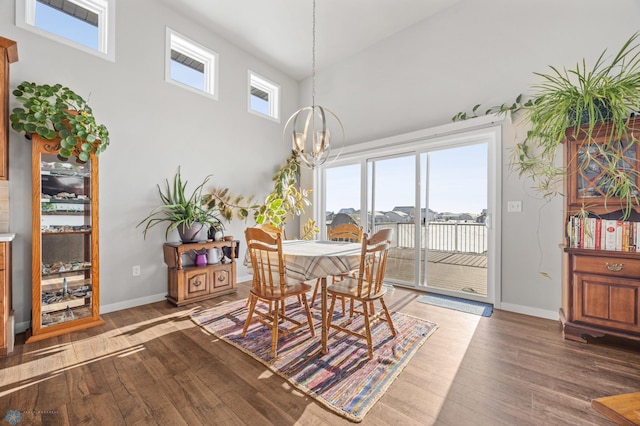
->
[245,239,362,353]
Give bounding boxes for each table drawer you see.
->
[573,255,640,279]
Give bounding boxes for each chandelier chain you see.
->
[312,0,316,107]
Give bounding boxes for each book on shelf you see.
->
[568,216,640,252]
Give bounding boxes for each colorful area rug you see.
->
[191,299,437,422]
[417,293,493,317]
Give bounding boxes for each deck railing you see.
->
[371,221,487,254]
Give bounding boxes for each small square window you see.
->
[16,0,115,61]
[166,28,218,99]
[249,71,280,122]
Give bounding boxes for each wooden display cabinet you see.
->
[27,134,104,343]
[0,240,13,355]
[163,240,237,306]
[0,36,18,180]
[561,117,640,343]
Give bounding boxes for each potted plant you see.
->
[137,167,224,243]
[9,81,110,162]
[453,33,640,217]
[514,32,640,209]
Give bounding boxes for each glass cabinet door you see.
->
[39,154,94,328]
[28,134,103,343]
[575,138,638,200]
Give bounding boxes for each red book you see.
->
[594,219,602,250]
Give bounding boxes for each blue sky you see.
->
[326,143,487,215]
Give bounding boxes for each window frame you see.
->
[248,70,280,122]
[165,27,219,100]
[16,0,115,62]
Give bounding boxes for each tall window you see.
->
[166,28,218,99]
[16,0,115,61]
[248,71,280,121]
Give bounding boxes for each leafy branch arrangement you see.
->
[451,94,534,122]
[10,82,110,162]
[205,152,318,239]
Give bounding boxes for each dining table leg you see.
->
[321,276,328,354]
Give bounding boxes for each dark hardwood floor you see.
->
[1,282,638,425]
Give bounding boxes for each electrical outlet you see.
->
[132,265,141,276]
[507,200,522,213]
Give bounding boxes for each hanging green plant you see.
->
[9,82,110,162]
[453,32,640,218]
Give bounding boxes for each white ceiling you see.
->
[157,0,463,80]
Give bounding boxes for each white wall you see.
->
[305,0,640,319]
[1,0,299,330]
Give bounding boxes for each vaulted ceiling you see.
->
[157,0,463,80]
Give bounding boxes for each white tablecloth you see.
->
[281,240,362,282]
[244,240,362,282]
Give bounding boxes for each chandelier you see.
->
[283,0,344,169]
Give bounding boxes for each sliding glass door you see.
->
[320,126,498,303]
[367,155,417,284]
[421,144,488,297]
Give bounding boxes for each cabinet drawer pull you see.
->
[193,280,202,287]
[605,262,624,272]
[218,275,226,282]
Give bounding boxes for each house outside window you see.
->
[166,28,218,100]
[16,0,115,61]
[249,71,280,121]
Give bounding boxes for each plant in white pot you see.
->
[137,167,224,243]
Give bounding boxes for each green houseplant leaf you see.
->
[137,167,224,241]
[10,81,110,162]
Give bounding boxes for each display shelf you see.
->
[27,135,103,343]
[561,117,640,343]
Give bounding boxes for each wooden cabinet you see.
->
[27,134,104,343]
[0,240,13,355]
[561,117,640,342]
[0,37,18,180]
[163,240,237,306]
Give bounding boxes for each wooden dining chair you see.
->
[243,227,315,358]
[326,228,396,359]
[310,223,363,314]
[257,223,286,240]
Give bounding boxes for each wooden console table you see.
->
[163,240,237,306]
[592,392,640,425]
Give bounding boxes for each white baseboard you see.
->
[498,302,558,321]
[236,272,251,284]
[100,292,168,314]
